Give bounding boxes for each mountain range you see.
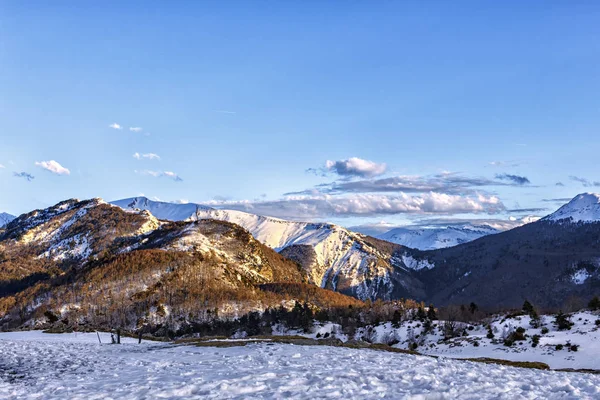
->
[1,193,600,331]
[111,193,600,307]
[112,197,426,300]
[376,224,500,251]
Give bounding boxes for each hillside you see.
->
[418,201,600,307]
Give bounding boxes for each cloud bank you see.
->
[207,192,504,219]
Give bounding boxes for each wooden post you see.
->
[97,332,102,344]
[117,328,121,344]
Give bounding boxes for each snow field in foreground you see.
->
[1,331,600,399]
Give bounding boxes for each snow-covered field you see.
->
[349,311,600,370]
[2,331,600,399]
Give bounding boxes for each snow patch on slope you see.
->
[571,268,591,285]
[401,254,435,271]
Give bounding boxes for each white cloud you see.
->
[133,152,160,160]
[129,127,143,132]
[207,192,505,219]
[321,157,387,178]
[109,123,122,130]
[163,171,183,181]
[34,160,70,176]
[135,170,182,182]
[0,164,5,169]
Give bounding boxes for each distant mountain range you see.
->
[353,217,540,250]
[1,192,600,332]
[376,224,500,251]
[108,193,600,308]
[0,212,15,228]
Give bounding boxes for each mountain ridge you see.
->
[111,196,427,300]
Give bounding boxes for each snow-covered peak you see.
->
[0,212,16,228]
[543,193,600,223]
[110,197,213,222]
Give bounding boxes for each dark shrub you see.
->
[554,312,573,331]
[570,344,579,352]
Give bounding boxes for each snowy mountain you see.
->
[0,212,15,228]
[542,193,600,223]
[112,197,426,300]
[377,225,499,250]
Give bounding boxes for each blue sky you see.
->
[1,2,599,229]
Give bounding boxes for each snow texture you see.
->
[349,311,600,371]
[1,331,600,399]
